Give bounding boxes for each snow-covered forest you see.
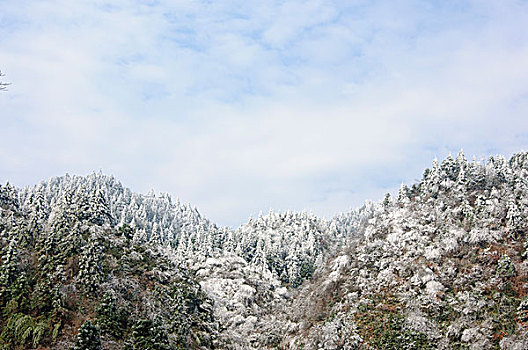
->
[1,151,528,349]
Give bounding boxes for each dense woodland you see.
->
[1,151,527,349]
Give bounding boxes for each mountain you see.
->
[280,152,528,349]
[1,151,527,349]
[0,177,217,349]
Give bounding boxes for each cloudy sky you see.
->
[1,0,528,227]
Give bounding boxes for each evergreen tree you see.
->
[72,320,102,350]
[441,154,458,182]
[0,181,19,210]
[497,254,516,278]
[88,189,112,226]
[77,240,104,294]
[96,291,127,338]
[73,184,91,222]
[128,318,170,350]
[0,239,19,305]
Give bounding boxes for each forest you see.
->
[1,151,527,349]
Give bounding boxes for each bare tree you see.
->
[0,70,11,91]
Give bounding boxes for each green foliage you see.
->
[522,239,528,260]
[122,245,158,276]
[148,278,216,349]
[127,318,171,350]
[354,296,433,350]
[0,182,18,209]
[372,315,431,350]
[383,193,392,207]
[0,270,31,312]
[52,321,61,342]
[0,240,19,303]
[87,189,112,226]
[95,291,128,338]
[77,241,105,294]
[0,313,51,349]
[72,320,102,350]
[0,176,217,350]
[267,254,316,287]
[496,254,516,278]
[517,297,528,322]
[298,261,315,282]
[30,278,54,314]
[117,224,134,239]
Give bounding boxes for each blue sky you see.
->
[1,0,528,227]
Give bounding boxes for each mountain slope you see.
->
[281,152,528,349]
[1,151,527,349]
[0,182,217,349]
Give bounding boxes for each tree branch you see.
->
[0,70,11,91]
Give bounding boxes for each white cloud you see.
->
[1,0,528,226]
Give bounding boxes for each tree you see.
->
[96,291,127,338]
[0,181,19,210]
[0,239,20,304]
[0,70,10,91]
[72,320,102,350]
[128,318,170,350]
[87,188,113,226]
[76,240,104,294]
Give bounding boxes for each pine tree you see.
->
[72,320,102,350]
[96,291,126,338]
[27,185,49,234]
[518,297,528,322]
[128,318,170,350]
[73,184,91,222]
[506,197,524,238]
[0,181,19,210]
[441,154,458,182]
[76,240,104,294]
[398,183,410,203]
[88,189,112,226]
[0,239,19,304]
[497,254,516,278]
[48,190,82,258]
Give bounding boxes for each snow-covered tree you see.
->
[72,320,102,350]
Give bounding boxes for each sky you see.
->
[1,0,528,227]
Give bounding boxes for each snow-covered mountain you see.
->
[1,151,527,349]
[281,152,528,349]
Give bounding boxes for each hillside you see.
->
[0,180,217,349]
[281,152,528,349]
[0,151,527,349]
